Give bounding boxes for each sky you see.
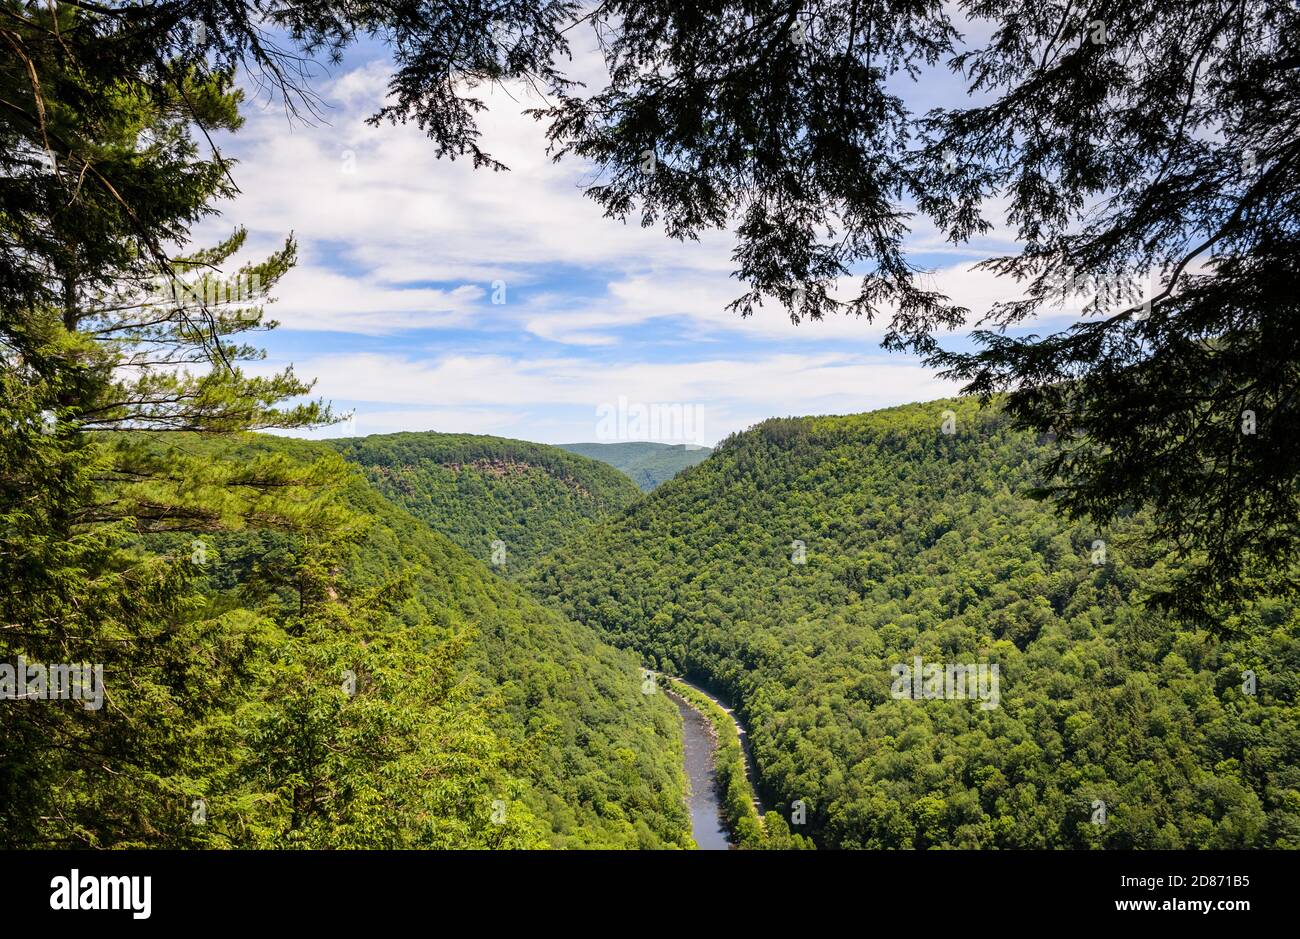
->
[195,22,1066,448]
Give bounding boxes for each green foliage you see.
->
[0,18,333,847]
[161,433,692,849]
[331,432,642,572]
[527,398,1300,849]
[558,442,712,492]
[6,0,1293,854]
[8,0,1298,630]
[0,5,687,849]
[2,422,691,847]
[920,1,1300,617]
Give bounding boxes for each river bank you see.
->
[657,673,767,848]
[668,692,731,849]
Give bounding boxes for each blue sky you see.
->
[194,23,1067,447]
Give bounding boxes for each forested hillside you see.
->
[527,399,1300,849]
[79,434,690,849]
[9,0,1294,871]
[332,433,642,571]
[558,442,713,491]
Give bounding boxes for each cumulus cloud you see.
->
[203,51,737,290]
[206,49,1029,343]
[267,350,963,445]
[266,265,483,333]
[199,39,1049,443]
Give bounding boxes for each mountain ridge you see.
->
[557,441,713,491]
[331,431,643,572]
[526,398,1300,849]
[179,432,692,848]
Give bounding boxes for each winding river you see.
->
[671,693,732,850]
[659,673,765,850]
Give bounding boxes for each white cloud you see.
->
[203,49,738,292]
[201,40,1060,444]
[266,264,483,333]
[208,49,1025,347]
[269,350,962,445]
[513,260,1028,347]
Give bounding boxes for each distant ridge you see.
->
[558,441,712,491]
[330,431,642,571]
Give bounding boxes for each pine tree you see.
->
[0,9,333,846]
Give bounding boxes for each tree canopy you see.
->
[1,2,688,849]
[527,399,1300,848]
[2,0,1295,851]
[7,1,1291,615]
[332,432,642,571]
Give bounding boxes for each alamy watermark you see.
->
[147,272,262,310]
[596,396,705,445]
[1043,265,1157,320]
[0,656,104,710]
[890,655,1000,710]
[50,869,151,920]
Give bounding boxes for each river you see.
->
[670,692,732,850]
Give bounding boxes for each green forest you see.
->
[4,430,692,848]
[2,0,1294,860]
[332,433,642,572]
[527,399,1300,849]
[17,379,1296,850]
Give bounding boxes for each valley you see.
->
[557,442,714,492]
[200,403,1300,850]
[3,0,1291,890]
[526,399,1300,849]
[9,399,1296,850]
[302,399,1300,850]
